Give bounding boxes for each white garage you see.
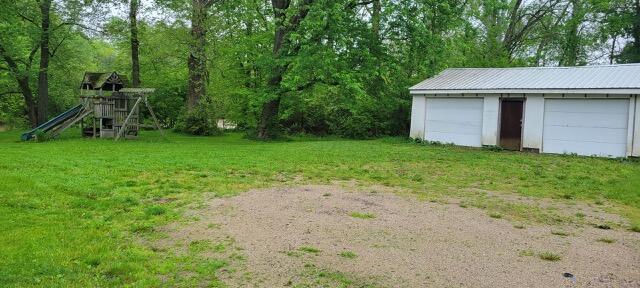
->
[409,64,640,158]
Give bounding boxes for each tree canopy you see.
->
[1,0,639,137]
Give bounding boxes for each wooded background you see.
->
[1,0,639,138]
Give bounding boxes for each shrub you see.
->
[0,93,28,129]
[34,129,50,142]
[145,86,185,127]
[175,105,222,136]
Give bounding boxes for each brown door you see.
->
[499,99,524,150]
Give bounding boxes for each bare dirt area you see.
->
[163,185,640,287]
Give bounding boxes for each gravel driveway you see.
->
[165,185,640,287]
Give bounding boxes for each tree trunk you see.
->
[37,0,52,125]
[559,0,584,66]
[534,40,547,66]
[257,0,313,139]
[257,97,282,139]
[0,44,38,127]
[371,0,381,45]
[610,35,617,64]
[17,77,37,127]
[367,0,384,97]
[187,0,210,111]
[130,0,141,87]
[256,0,289,139]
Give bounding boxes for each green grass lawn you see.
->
[1,129,639,287]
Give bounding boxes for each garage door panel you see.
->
[543,126,627,144]
[543,140,627,157]
[543,99,629,157]
[428,99,483,110]
[544,111,627,129]
[425,120,483,135]
[427,131,481,147]
[425,107,483,121]
[425,98,483,147]
[545,99,629,114]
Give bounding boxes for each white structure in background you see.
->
[409,64,640,158]
[217,119,237,130]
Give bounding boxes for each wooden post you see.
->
[115,97,142,141]
[144,96,165,137]
[81,89,84,137]
[92,116,96,138]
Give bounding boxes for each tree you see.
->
[0,0,42,127]
[256,0,314,139]
[3,0,640,136]
[616,0,640,62]
[559,0,586,66]
[0,0,87,127]
[187,0,218,111]
[37,0,52,124]
[503,0,563,60]
[0,43,38,126]
[130,0,141,87]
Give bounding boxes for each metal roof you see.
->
[410,64,640,94]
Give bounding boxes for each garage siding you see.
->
[409,96,426,139]
[634,96,640,157]
[542,99,629,157]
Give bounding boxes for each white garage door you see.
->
[543,99,629,157]
[425,98,483,147]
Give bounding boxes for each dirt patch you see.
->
[164,185,640,287]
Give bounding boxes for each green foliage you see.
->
[34,129,49,142]
[3,0,639,137]
[146,86,186,127]
[0,0,97,127]
[175,105,222,136]
[0,93,26,129]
